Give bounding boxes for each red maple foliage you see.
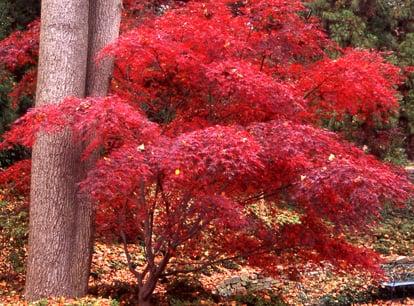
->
[0,159,31,197]
[296,50,402,124]
[0,19,39,110]
[0,20,39,71]
[0,0,413,303]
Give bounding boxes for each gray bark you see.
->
[71,0,121,295]
[25,0,121,301]
[86,0,122,97]
[25,0,90,300]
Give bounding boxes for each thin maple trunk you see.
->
[25,0,90,300]
[71,0,121,295]
[138,276,158,306]
[138,296,153,306]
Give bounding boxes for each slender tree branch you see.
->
[161,249,269,277]
[260,54,266,71]
[120,229,142,284]
[241,183,293,204]
[142,251,172,300]
[303,75,331,99]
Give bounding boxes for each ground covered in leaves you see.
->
[1,191,414,305]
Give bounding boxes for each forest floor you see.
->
[1,193,414,305]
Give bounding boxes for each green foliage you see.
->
[0,0,40,40]
[31,298,121,306]
[169,298,215,306]
[399,33,414,66]
[108,258,127,270]
[321,9,376,48]
[383,145,408,165]
[401,85,414,130]
[372,206,414,256]
[319,287,376,305]
[306,0,414,161]
[220,260,242,271]
[0,0,38,167]
[233,293,287,306]
[32,299,48,306]
[306,0,414,49]
[0,73,31,168]
[109,300,120,306]
[0,146,31,169]
[0,199,28,273]
[248,203,302,228]
[0,73,15,135]
[168,291,287,306]
[322,114,407,164]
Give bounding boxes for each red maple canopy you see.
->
[0,0,412,286]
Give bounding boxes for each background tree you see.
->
[21,0,121,301]
[305,0,414,161]
[24,0,90,299]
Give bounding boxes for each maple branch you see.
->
[120,229,142,285]
[118,199,144,286]
[140,181,157,275]
[161,249,269,277]
[152,176,161,210]
[153,235,169,256]
[260,53,266,72]
[241,183,293,204]
[150,183,194,257]
[303,75,332,99]
[239,29,253,59]
[142,251,172,300]
[166,192,192,233]
[172,217,206,248]
[158,174,172,219]
[152,49,165,74]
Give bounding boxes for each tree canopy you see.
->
[0,0,413,303]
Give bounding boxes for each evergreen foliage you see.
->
[0,0,40,40]
[305,0,414,159]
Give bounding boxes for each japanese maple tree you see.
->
[1,0,413,304]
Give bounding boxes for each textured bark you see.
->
[86,0,122,97]
[71,0,121,295]
[25,0,121,301]
[138,298,153,306]
[25,0,89,300]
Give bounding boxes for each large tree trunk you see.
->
[86,0,121,97]
[25,0,121,301]
[25,0,90,300]
[71,0,121,295]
